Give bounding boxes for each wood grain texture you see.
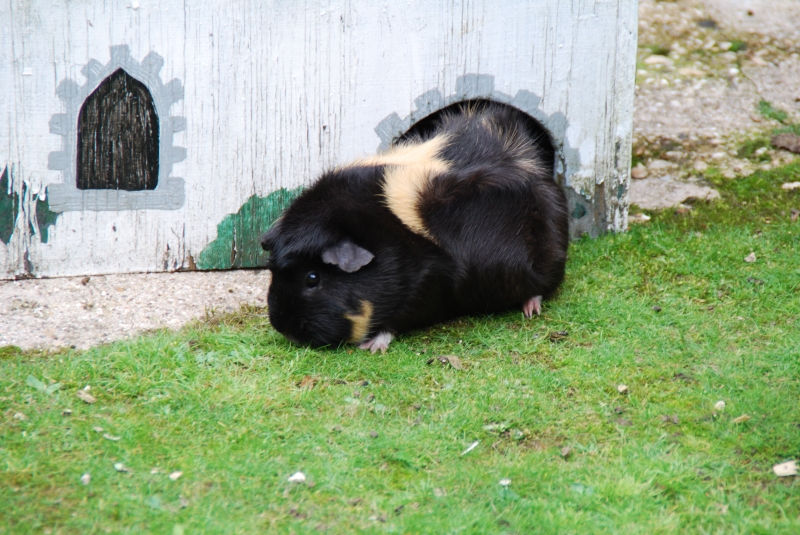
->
[0,0,638,278]
[77,69,159,191]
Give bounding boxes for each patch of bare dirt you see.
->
[630,0,800,208]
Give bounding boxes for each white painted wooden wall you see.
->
[0,0,638,279]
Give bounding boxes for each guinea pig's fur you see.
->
[260,101,569,352]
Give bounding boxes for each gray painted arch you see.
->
[374,74,594,237]
[47,45,186,212]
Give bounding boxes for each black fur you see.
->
[261,102,569,348]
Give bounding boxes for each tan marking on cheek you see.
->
[344,300,373,343]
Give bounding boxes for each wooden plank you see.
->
[0,0,638,278]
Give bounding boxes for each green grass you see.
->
[729,40,747,53]
[2,165,800,534]
[758,100,789,124]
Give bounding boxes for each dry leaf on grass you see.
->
[12,412,27,421]
[298,375,319,390]
[560,446,572,459]
[549,331,569,342]
[791,209,800,222]
[80,473,91,485]
[428,355,464,370]
[103,434,121,442]
[76,390,96,404]
[169,471,183,481]
[617,384,629,394]
[771,133,800,153]
[744,252,757,263]
[782,182,800,191]
[732,414,751,424]
[773,460,798,477]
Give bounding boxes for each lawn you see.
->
[2,164,799,534]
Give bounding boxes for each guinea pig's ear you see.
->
[321,240,374,273]
[259,220,282,251]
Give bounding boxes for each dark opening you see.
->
[76,68,159,190]
[398,99,556,171]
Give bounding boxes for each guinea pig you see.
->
[260,101,569,352]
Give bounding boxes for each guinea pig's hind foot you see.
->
[522,296,543,319]
[358,331,394,354]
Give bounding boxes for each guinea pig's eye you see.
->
[305,272,321,288]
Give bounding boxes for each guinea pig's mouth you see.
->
[275,322,336,349]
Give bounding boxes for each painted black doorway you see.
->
[76,68,159,191]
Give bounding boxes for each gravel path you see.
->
[0,271,270,350]
[3,0,799,350]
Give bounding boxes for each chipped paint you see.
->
[0,167,18,245]
[196,188,303,270]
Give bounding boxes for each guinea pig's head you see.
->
[260,219,380,348]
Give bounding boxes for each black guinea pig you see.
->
[260,101,569,352]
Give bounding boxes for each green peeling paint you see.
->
[36,194,59,243]
[197,187,303,270]
[0,167,18,245]
[1,166,61,246]
[571,203,587,219]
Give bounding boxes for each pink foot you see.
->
[358,331,394,353]
[522,295,543,319]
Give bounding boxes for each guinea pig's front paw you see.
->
[522,295,543,319]
[358,331,394,354]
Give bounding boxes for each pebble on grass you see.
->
[617,384,629,394]
[80,473,91,486]
[287,471,306,483]
[113,463,129,473]
[169,471,183,481]
[714,400,726,412]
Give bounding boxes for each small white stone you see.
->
[499,478,512,487]
[648,159,674,170]
[644,55,673,66]
[169,471,183,481]
[631,163,648,179]
[287,471,306,483]
[81,473,91,486]
[113,462,129,473]
[694,160,708,172]
[714,400,726,411]
[617,384,629,394]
